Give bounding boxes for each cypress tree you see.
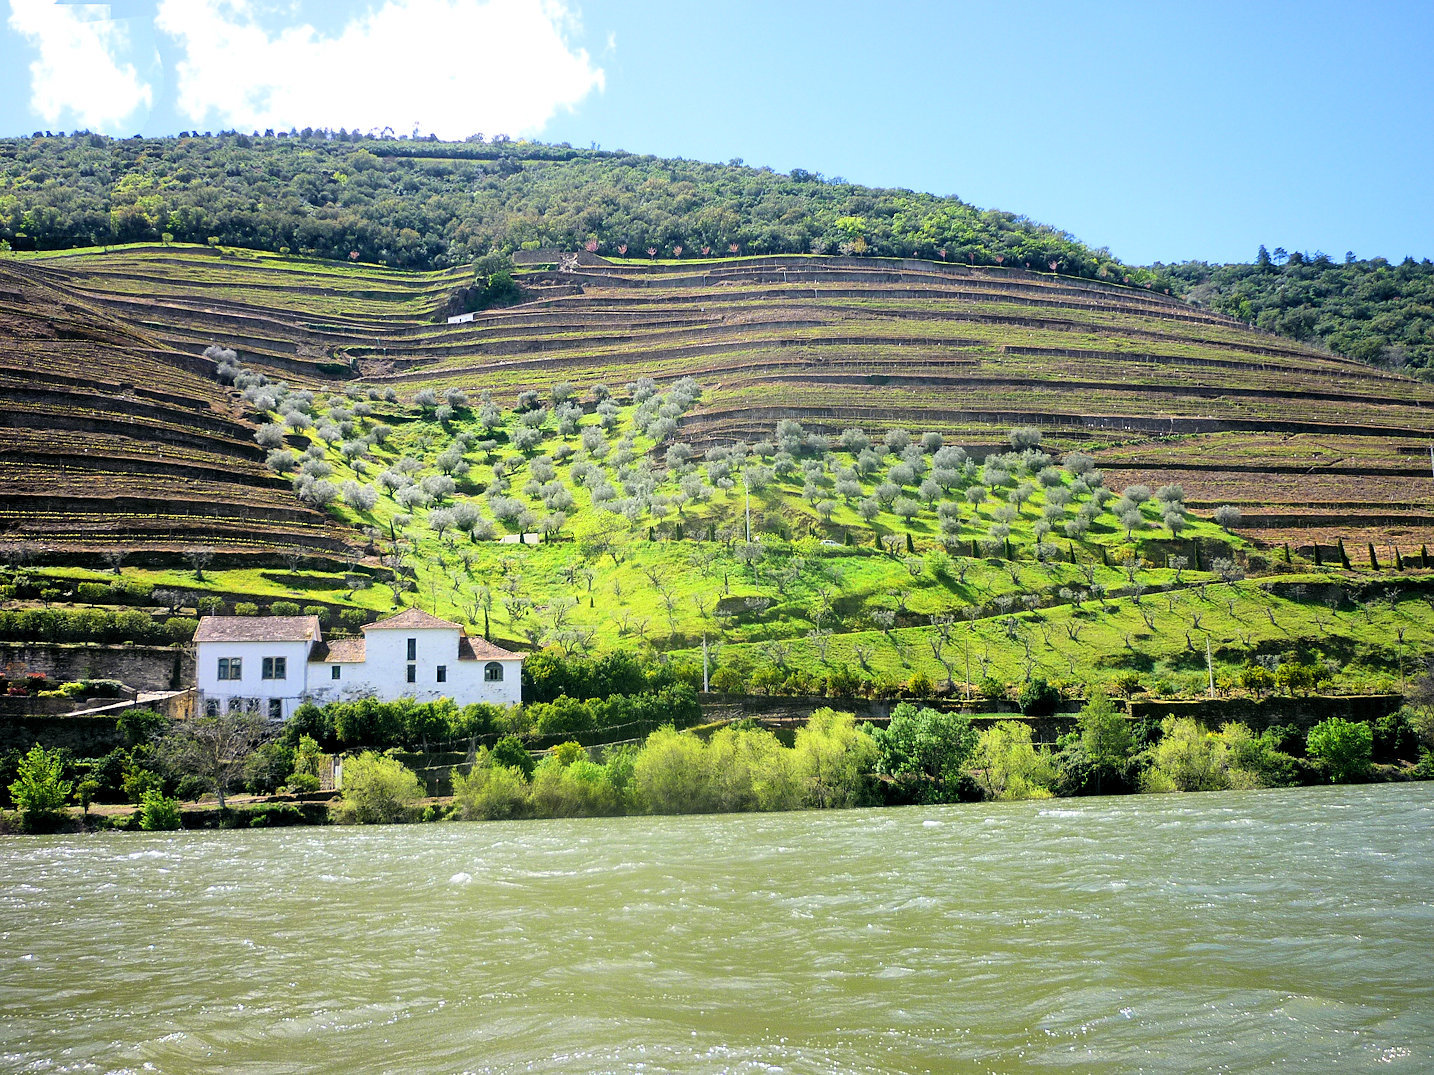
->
[906,531,915,554]
[1313,544,1322,567]
[675,522,684,541]
[708,523,716,541]
[1005,537,1013,560]
[1283,542,1291,563]
[971,538,979,558]
[844,529,852,546]
[1423,544,1429,568]
[1395,547,1404,570]
[1068,542,1076,564]
[1101,546,1110,566]
[1368,543,1379,570]
[1338,537,1350,569]
[1194,543,1202,571]
[648,526,655,542]
[875,531,882,549]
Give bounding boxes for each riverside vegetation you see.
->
[5,664,1433,831]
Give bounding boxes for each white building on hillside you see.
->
[193,608,524,719]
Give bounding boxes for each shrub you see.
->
[1306,718,1373,784]
[137,788,183,831]
[793,708,877,808]
[1141,717,1229,792]
[1018,676,1061,716]
[270,601,302,617]
[7,745,72,831]
[871,703,978,803]
[333,752,424,824]
[491,735,535,778]
[234,602,259,616]
[450,754,529,820]
[117,707,167,746]
[973,721,1056,800]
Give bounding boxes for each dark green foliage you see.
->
[284,703,338,751]
[1166,253,1434,373]
[0,608,184,645]
[1056,688,1135,795]
[1372,708,1421,764]
[270,601,302,617]
[492,735,535,779]
[869,702,978,803]
[522,650,694,703]
[244,740,297,795]
[1018,676,1061,716]
[116,707,167,747]
[0,134,1160,285]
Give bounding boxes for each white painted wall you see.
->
[195,638,312,719]
[306,627,521,707]
[196,628,522,713]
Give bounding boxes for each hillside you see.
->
[0,133,1164,283]
[1,244,1432,699]
[1166,252,1434,377]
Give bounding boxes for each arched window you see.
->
[484,661,504,682]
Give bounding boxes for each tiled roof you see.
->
[308,637,367,663]
[458,636,527,661]
[364,607,463,631]
[194,615,321,644]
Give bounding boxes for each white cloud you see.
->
[8,1,154,131]
[155,0,604,138]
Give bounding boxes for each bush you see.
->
[270,601,302,617]
[7,745,72,831]
[234,602,259,616]
[451,758,530,821]
[491,735,535,778]
[1018,676,1061,716]
[1306,718,1373,784]
[117,707,167,746]
[137,788,182,830]
[333,752,424,824]
[973,721,1056,800]
[870,703,977,803]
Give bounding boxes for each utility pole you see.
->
[744,474,751,543]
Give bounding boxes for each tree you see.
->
[871,703,977,802]
[1306,718,1372,783]
[8,745,72,831]
[1077,688,1131,793]
[184,547,215,581]
[160,711,274,809]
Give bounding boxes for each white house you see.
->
[193,608,524,718]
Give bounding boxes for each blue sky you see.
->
[3,0,1431,266]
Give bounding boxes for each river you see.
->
[2,783,1431,1073]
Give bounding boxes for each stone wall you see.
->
[1127,693,1404,732]
[0,644,192,692]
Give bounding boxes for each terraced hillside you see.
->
[15,245,1433,555]
[0,256,358,564]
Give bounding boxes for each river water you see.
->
[2,784,1431,1073]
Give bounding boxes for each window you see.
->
[262,656,287,680]
[406,638,417,661]
[205,698,220,717]
[228,696,245,714]
[406,664,416,683]
[218,657,241,681]
[268,699,283,720]
[331,665,342,680]
[436,665,447,683]
[484,662,504,682]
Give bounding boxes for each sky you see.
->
[2,0,1431,266]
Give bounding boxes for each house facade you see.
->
[193,608,524,718]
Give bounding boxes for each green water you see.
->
[2,784,1432,1073]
